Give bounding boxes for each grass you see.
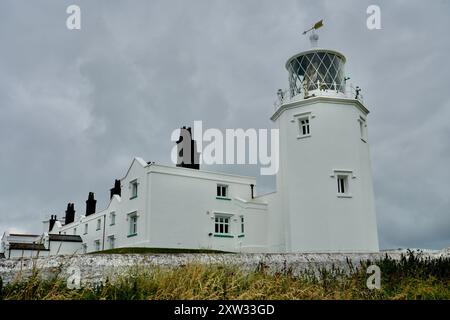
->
[91,247,229,254]
[0,250,448,300]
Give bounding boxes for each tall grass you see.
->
[1,250,448,300]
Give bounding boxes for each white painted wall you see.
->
[272,96,379,252]
[6,249,49,259]
[51,159,265,254]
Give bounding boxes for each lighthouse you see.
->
[271,22,379,252]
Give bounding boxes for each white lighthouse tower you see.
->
[271,22,379,252]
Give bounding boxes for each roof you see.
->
[9,233,40,237]
[285,48,347,69]
[9,243,48,251]
[48,234,83,242]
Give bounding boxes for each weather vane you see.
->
[302,19,323,47]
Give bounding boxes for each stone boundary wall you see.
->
[0,249,448,287]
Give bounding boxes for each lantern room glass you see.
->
[287,51,345,98]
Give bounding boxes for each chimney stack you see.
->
[64,203,75,225]
[176,126,200,170]
[49,215,57,232]
[109,179,121,199]
[85,192,97,216]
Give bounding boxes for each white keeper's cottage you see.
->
[1,36,379,258]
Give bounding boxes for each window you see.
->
[216,184,229,199]
[73,228,77,235]
[299,118,310,136]
[332,170,353,198]
[110,212,116,226]
[295,113,312,139]
[240,216,245,236]
[337,176,348,194]
[214,215,232,237]
[84,223,88,235]
[96,218,102,231]
[130,180,138,199]
[128,212,138,237]
[359,117,367,142]
[108,236,115,250]
[82,244,87,254]
[94,240,100,252]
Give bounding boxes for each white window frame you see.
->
[130,179,138,199]
[214,213,233,237]
[331,170,354,198]
[128,212,138,236]
[337,175,348,195]
[110,212,116,226]
[299,117,310,137]
[216,184,229,199]
[84,223,88,235]
[240,216,245,235]
[292,112,313,139]
[96,218,102,231]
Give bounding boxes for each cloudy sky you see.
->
[0,0,449,250]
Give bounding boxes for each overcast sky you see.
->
[0,0,449,250]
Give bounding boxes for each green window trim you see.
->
[127,233,138,238]
[129,195,138,200]
[238,234,245,238]
[216,197,231,201]
[213,234,234,238]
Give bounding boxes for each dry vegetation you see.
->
[0,251,448,300]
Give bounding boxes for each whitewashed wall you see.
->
[272,97,379,252]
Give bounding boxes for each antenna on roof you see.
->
[302,19,323,48]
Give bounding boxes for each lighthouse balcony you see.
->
[273,82,364,110]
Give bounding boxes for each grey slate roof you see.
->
[9,242,48,251]
[48,234,83,242]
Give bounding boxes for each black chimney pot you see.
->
[110,179,122,199]
[49,215,57,232]
[85,192,97,216]
[176,126,200,170]
[64,203,75,225]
